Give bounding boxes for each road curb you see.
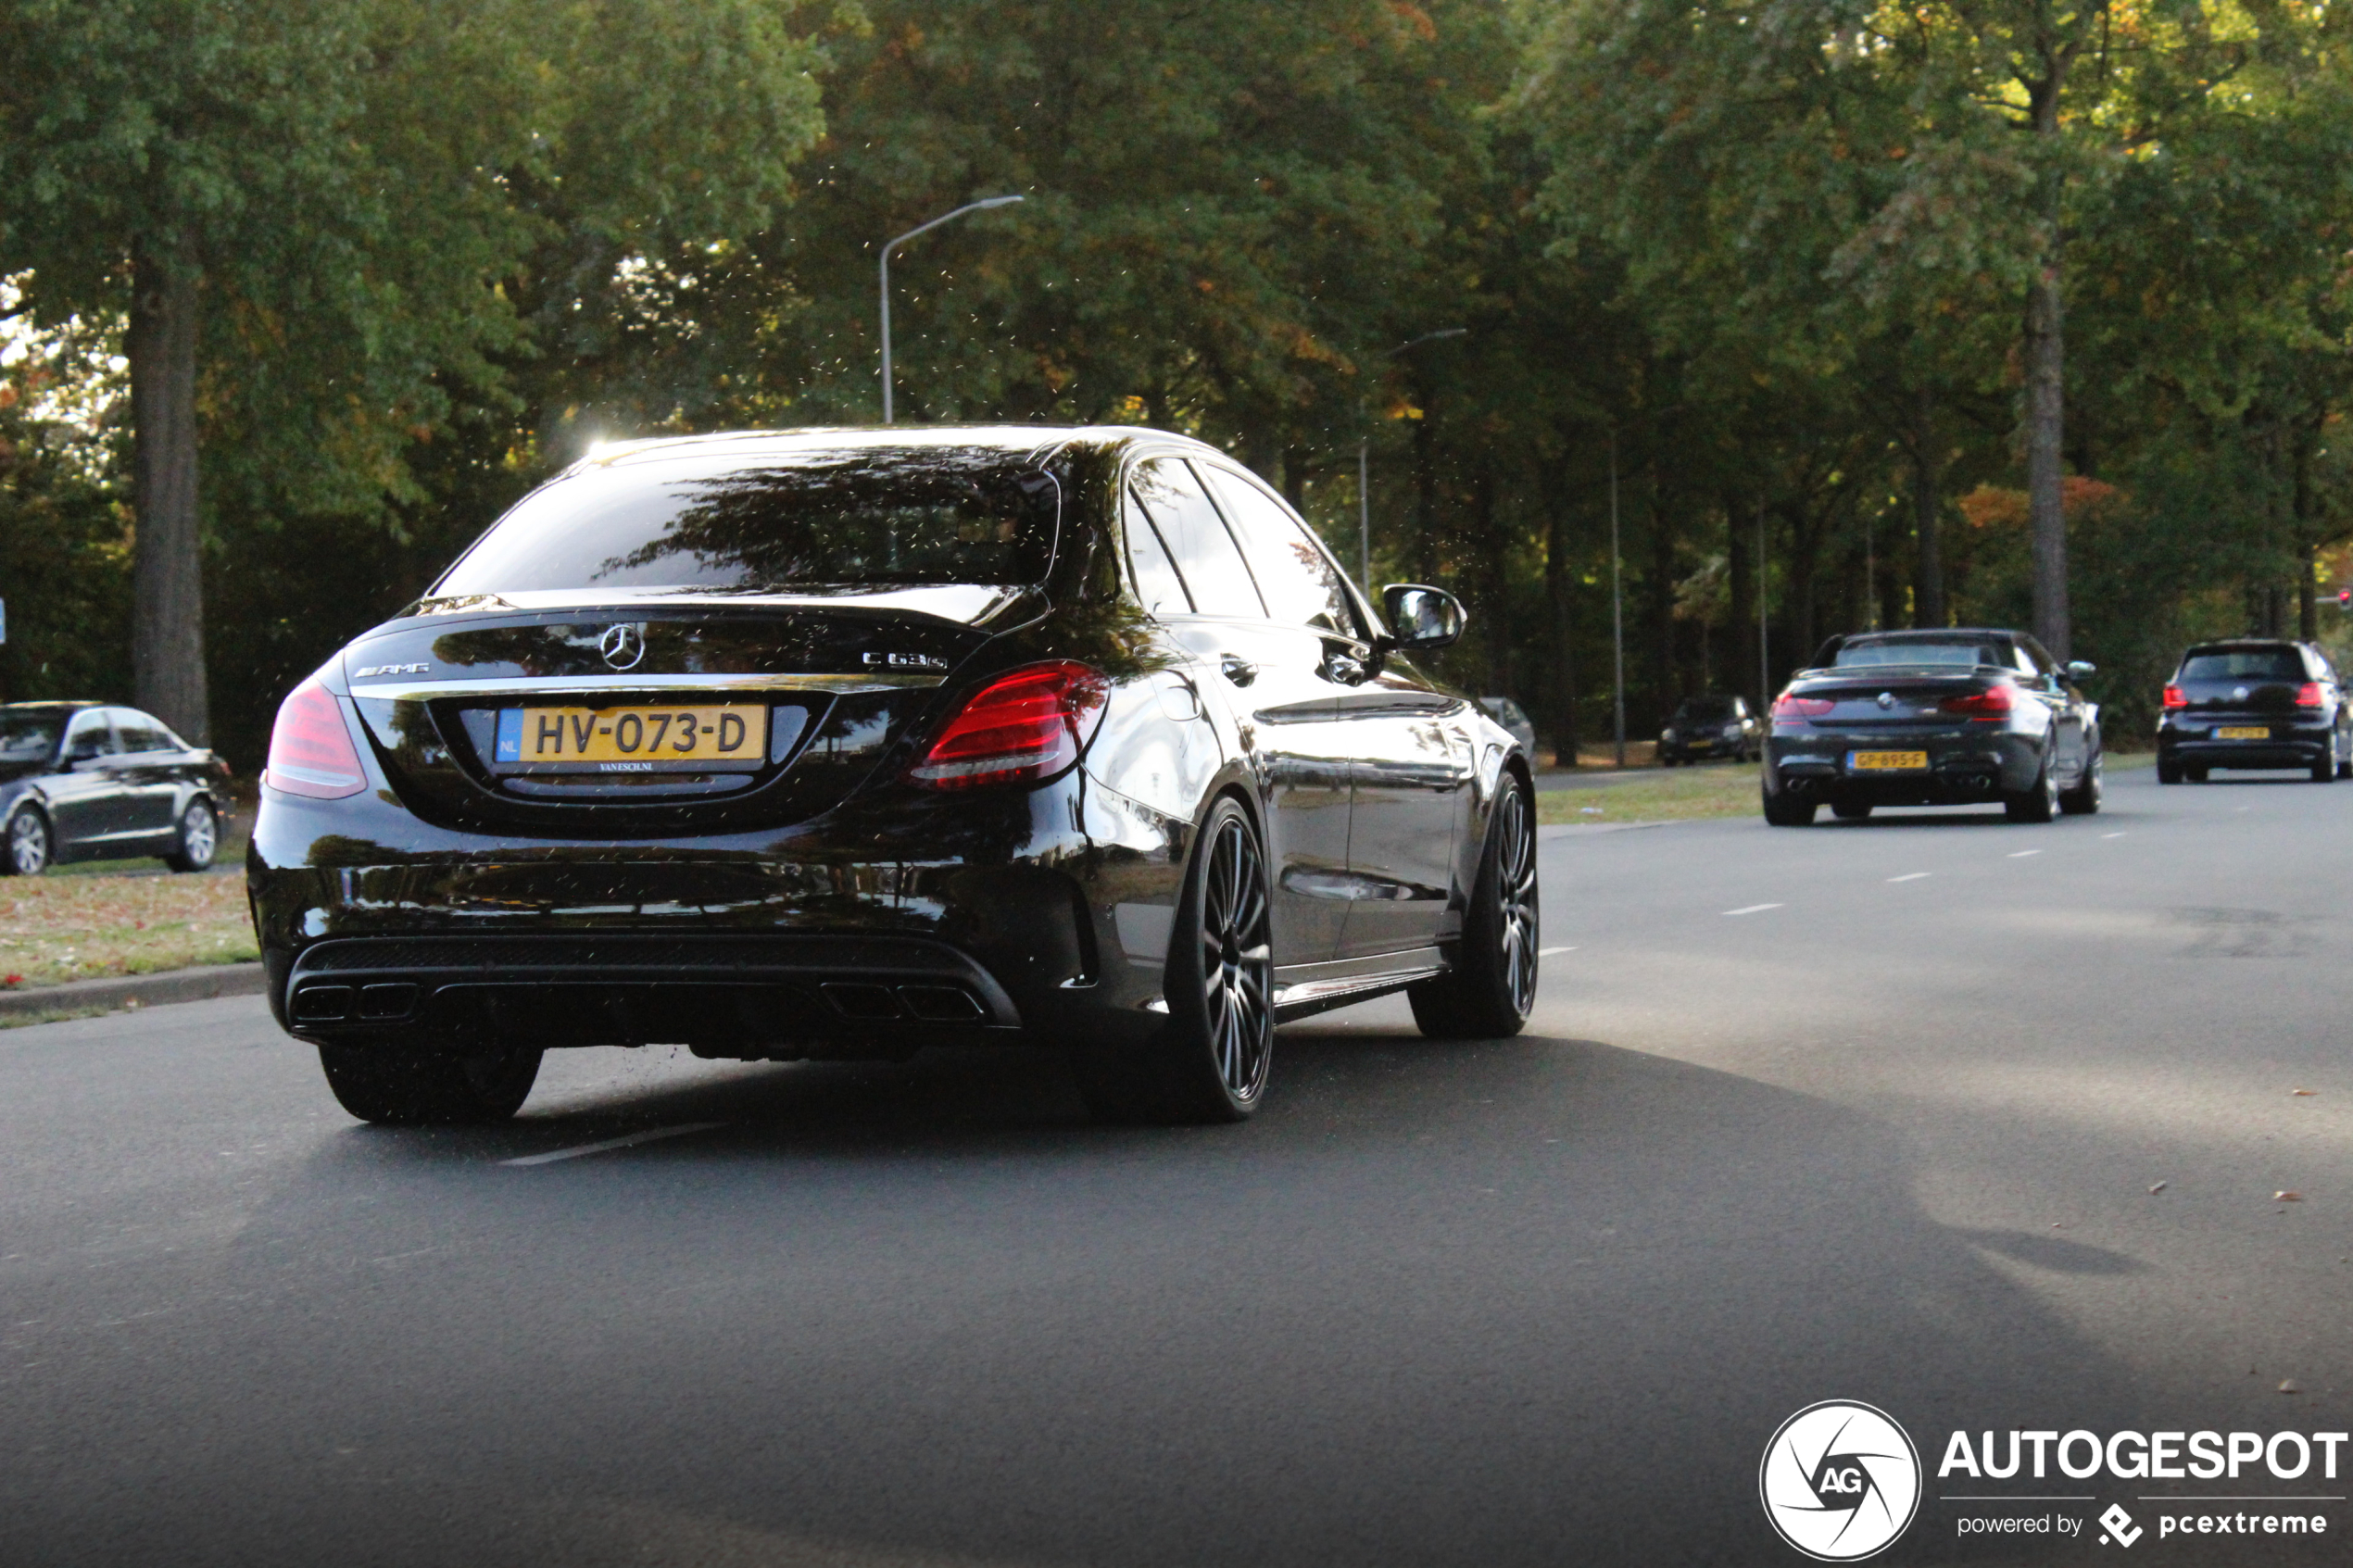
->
[0,962,266,1019]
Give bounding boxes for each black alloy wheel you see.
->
[1076,797,1273,1123]
[1410,779,1538,1040]
[166,798,219,872]
[317,1042,543,1125]
[5,806,51,876]
[2059,747,2104,815]
[2005,752,2059,823]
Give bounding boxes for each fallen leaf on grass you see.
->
[2275,1192,2303,1202]
[2293,1088,2318,1097]
[1,973,19,988]
[2280,1380,2301,1395]
[2149,1182,2169,1194]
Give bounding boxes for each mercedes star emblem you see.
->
[2233,685,2250,701]
[599,623,647,671]
[1876,691,1895,709]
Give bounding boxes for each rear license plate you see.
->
[2215,725,2270,740]
[493,704,769,772]
[1849,750,1929,771]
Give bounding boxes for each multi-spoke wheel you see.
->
[5,805,52,876]
[165,797,219,872]
[1410,777,1539,1040]
[1075,796,1273,1123]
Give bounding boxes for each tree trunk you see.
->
[2296,420,2320,641]
[129,241,210,746]
[2024,77,2070,662]
[1726,495,1755,711]
[1543,457,1579,766]
[1913,383,1944,627]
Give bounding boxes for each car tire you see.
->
[1408,778,1538,1041]
[1762,787,1817,826]
[1831,802,1873,821]
[1076,796,1273,1124]
[2005,754,2059,823]
[4,805,52,876]
[317,1042,542,1125]
[2157,758,2182,784]
[2059,747,2104,815]
[2338,751,2351,781]
[2313,752,2335,784]
[164,797,219,872]
[2185,765,2208,784]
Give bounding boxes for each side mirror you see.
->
[2065,660,2096,679]
[1381,583,1465,650]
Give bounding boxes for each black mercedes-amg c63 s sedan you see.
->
[1760,628,2103,825]
[249,426,1539,1125]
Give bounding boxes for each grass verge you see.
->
[0,866,258,991]
[1534,752,2154,828]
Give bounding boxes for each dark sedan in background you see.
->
[248,425,1539,1128]
[1659,693,1758,764]
[2157,639,2350,784]
[1761,629,2102,825]
[1,702,231,874]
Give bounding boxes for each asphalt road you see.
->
[5,767,2350,1566]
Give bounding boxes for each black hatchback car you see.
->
[1760,628,2102,825]
[1658,694,1759,765]
[249,427,1539,1126]
[2156,640,2351,784]
[2,702,231,874]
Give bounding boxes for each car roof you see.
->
[1843,628,2020,642]
[553,423,1224,480]
[2184,639,2302,651]
[0,701,101,716]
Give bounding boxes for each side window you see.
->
[63,713,119,762]
[1122,488,1193,618]
[1198,466,1360,637]
[1127,458,1265,620]
[113,711,170,753]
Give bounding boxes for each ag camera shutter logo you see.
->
[1760,1400,1922,1561]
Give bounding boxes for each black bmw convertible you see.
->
[249,426,1539,1126]
[1760,628,2103,825]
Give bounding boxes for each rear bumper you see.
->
[2158,724,2331,769]
[1660,737,1746,761]
[1766,731,2039,804]
[247,766,1192,1054]
[277,933,1021,1051]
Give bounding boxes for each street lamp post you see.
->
[878,194,1026,424]
[1359,327,1466,585]
[1609,423,1625,770]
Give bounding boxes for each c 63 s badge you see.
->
[1760,1400,1922,1561]
[863,651,948,670]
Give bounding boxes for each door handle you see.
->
[1220,656,1258,688]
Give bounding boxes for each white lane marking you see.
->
[2102,832,2125,839]
[2007,850,2043,858]
[500,1123,727,1168]
[1539,946,1576,956]
[1886,872,1931,883]
[1723,903,1784,917]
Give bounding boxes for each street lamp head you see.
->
[971,194,1026,210]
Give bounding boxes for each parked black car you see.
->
[1,702,231,874]
[1760,629,2102,825]
[1659,694,1759,765]
[248,426,1539,1127]
[2156,640,2351,784]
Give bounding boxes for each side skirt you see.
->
[1271,947,1445,1023]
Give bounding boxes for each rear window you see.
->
[2180,648,2304,683]
[434,446,1061,595]
[1834,639,2005,669]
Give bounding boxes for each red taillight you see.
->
[263,679,366,798]
[2162,684,2186,709]
[1770,694,1833,720]
[2297,682,2325,708]
[910,661,1108,790]
[1939,686,2015,719]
